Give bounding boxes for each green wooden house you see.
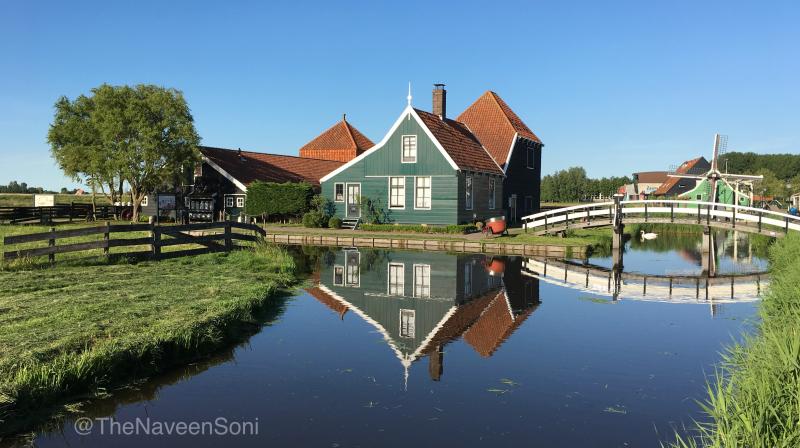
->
[679,178,752,206]
[320,87,506,225]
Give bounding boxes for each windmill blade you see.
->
[711,134,720,172]
[710,134,728,173]
[719,173,764,181]
[667,173,705,180]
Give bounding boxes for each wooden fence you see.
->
[0,204,125,224]
[2,221,266,264]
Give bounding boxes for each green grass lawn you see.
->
[0,239,300,434]
[1,222,263,270]
[0,194,124,208]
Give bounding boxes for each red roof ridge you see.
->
[485,91,541,143]
[412,108,504,175]
[343,119,359,150]
[201,145,341,164]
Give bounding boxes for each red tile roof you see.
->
[414,108,504,175]
[298,117,374,163]
[463,291,537,357]
[306,286,349,319]
[416,290,500,356]
[200,146,342,187]
[457,91,541,169]
[635,171,669,184]
[652,157,709,196]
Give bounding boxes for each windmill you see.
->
[669,134,763,206]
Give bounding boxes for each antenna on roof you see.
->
[407,82,412,106]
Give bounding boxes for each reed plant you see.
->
[669,233,800,447]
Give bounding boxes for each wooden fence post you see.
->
[224,222,232,251]
[103,221,110,255]
[151,224,161,260]
[48,226,56,264]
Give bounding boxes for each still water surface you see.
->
[31,231,767,447]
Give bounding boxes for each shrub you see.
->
[246,181,314,221]
[328,216,342,229]
[302,211,325,228]
[359,196,390,224]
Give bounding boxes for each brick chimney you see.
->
[432,83,446,119]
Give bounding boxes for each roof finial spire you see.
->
[342,113,347,122]
[407,82,412,106]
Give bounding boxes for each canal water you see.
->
[28,230,768,447]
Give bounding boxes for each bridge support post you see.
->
[611,194,625,272]
[701,227,716,277]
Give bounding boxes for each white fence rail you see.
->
[522,200,800,235]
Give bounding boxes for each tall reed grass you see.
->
[670,233,800,447]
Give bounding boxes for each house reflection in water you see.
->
[305,249,540,384]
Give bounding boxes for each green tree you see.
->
[48,84,200,221]
[755,168,789,201]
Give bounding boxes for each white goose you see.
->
[640,230,658,240]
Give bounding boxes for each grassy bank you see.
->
[671,233,800,447]
[0,241,299,434]
[261,224,609,252]
[0,193,125,208]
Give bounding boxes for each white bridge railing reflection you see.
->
[522,258,767,312]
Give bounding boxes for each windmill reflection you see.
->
[306,250,539,383]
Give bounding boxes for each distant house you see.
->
[633,171,668,197]
[652,157,711,197]
[320,85,541,225]
[299,115,374,162]
[457,91,543,221]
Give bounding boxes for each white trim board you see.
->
[203,156,249,192]
[320,105,462,183]
[502,132,519,174]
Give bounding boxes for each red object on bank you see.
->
[483,216,508,235]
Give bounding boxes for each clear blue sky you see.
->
[2,0,798,190]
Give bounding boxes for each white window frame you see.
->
[236,196,245,208]
[489,178,496,210]
[413,264,431,298]
[333,265,344,286]
[526,145,535,169]
[401,135,417,163]
[388,177,406,209]
[345,251,360,287]
[414,176,432,210]
[388,262,405,296]
[399,309,416,338]
[225,196,234,208]
[141,196,149,207]
[465,175,473,210]
[334,183,345,202]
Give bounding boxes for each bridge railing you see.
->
[520,202,615,232]
[521,200,800,234]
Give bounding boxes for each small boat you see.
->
[640,230,658,240]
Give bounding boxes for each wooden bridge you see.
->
[522,199,800,237]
